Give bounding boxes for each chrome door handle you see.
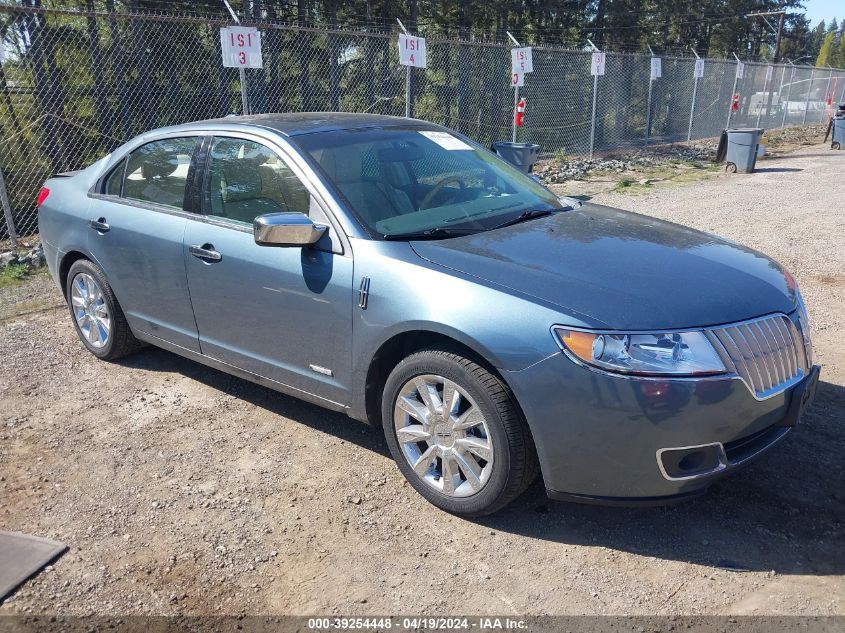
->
[89,217,110,232]
[189,244,222,262]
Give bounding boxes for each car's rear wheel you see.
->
[66,259,140,361]
[382,349,538,516]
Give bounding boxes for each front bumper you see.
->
[505,350,820,503]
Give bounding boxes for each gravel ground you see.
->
[0,145,843,617]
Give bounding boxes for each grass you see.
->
[0,263,31,288]
[607,161,721,195]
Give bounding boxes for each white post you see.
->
[687,49,700,142]
[507,31,521,143]
[398,19,411,119]
[756,66,771,127]
[0,167,17,247]
[820,67,833,123]
[776,64,787,128]
[781,63,795,128]
[645,45,654,146]
[727,53,741,129]
[587,39,600,159]
[802,68,815,125]
[223,0,249,115]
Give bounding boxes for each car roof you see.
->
[157,112,439,138]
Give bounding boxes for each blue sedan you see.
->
[37,113,819,515]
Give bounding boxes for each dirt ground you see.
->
[1,144,843,617]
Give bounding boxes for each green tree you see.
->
[816,31,835,66]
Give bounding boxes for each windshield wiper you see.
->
[488,208,554,231]
[383,226,479,241]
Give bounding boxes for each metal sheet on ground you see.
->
[0,532,67,601]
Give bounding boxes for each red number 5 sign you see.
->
[220,26,263,69]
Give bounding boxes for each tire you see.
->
[66,259,141,361]
[725,162,737,173]
[382,349,539,516]
[833,142,841,150]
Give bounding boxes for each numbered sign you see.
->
[511,72,524,87]
[735,62,745,79]
[511,47,533,74]
[398,34,427,68]
[591,51,606,76]
[694,58,704,79]
[220,26,263,69]
[765,65,773,81]
[650,57,662,79]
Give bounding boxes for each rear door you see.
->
[87,135,202,352]
[183,133,354,405]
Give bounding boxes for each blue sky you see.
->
[803,0,841,26]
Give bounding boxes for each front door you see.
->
[87,136,201,352]
[183,135,353,405]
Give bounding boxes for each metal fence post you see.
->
[727,54,741,129]
[820,67,833,123]
[0,167,18,248]
[687,50,701,141]
[507,32,521,142]
[645,46,655,146]
[587,40,600,159]
[802,68,814,125]
[776,64,787,128]
[223,0,250,115]
[781,63,795,128]
[756,66,771,127]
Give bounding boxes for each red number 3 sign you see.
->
[220,26,263,69]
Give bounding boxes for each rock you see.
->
[0,251,16,267]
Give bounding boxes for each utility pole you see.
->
[747,10,786,63]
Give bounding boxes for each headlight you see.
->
[795,291,814,366]
[553,327,727,376]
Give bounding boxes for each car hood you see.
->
[410,203,797,330]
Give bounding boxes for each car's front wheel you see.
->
[382,349,538,516]
[66,259,140,361]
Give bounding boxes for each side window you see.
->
[103,159,125,196]
[123,137,197,209]
[205,137,311,225]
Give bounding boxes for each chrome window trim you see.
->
[87,127,353,257]
[197,129,351,257]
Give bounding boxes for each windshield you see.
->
[296,127,564,238]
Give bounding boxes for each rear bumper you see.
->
[505,350,819,503]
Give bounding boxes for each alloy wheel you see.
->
[393,374,494,497]
[70,272,111,349]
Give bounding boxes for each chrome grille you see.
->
[706,314,808,399]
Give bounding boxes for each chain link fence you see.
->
[2,4,844,244]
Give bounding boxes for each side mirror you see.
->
[254,212,327,247]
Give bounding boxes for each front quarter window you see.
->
[205,137,312,225]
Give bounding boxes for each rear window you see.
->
[122,138,198,209]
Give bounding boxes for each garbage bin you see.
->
[725,128,765,173]
[492,142,540,173]
[830,105,845,150]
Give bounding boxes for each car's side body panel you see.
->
[184,218,354,403]
[346,238,570,421]
[86,197,200,352]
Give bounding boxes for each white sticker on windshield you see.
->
[418,131,473,151]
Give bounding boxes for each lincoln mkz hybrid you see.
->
[38,113,820,515]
